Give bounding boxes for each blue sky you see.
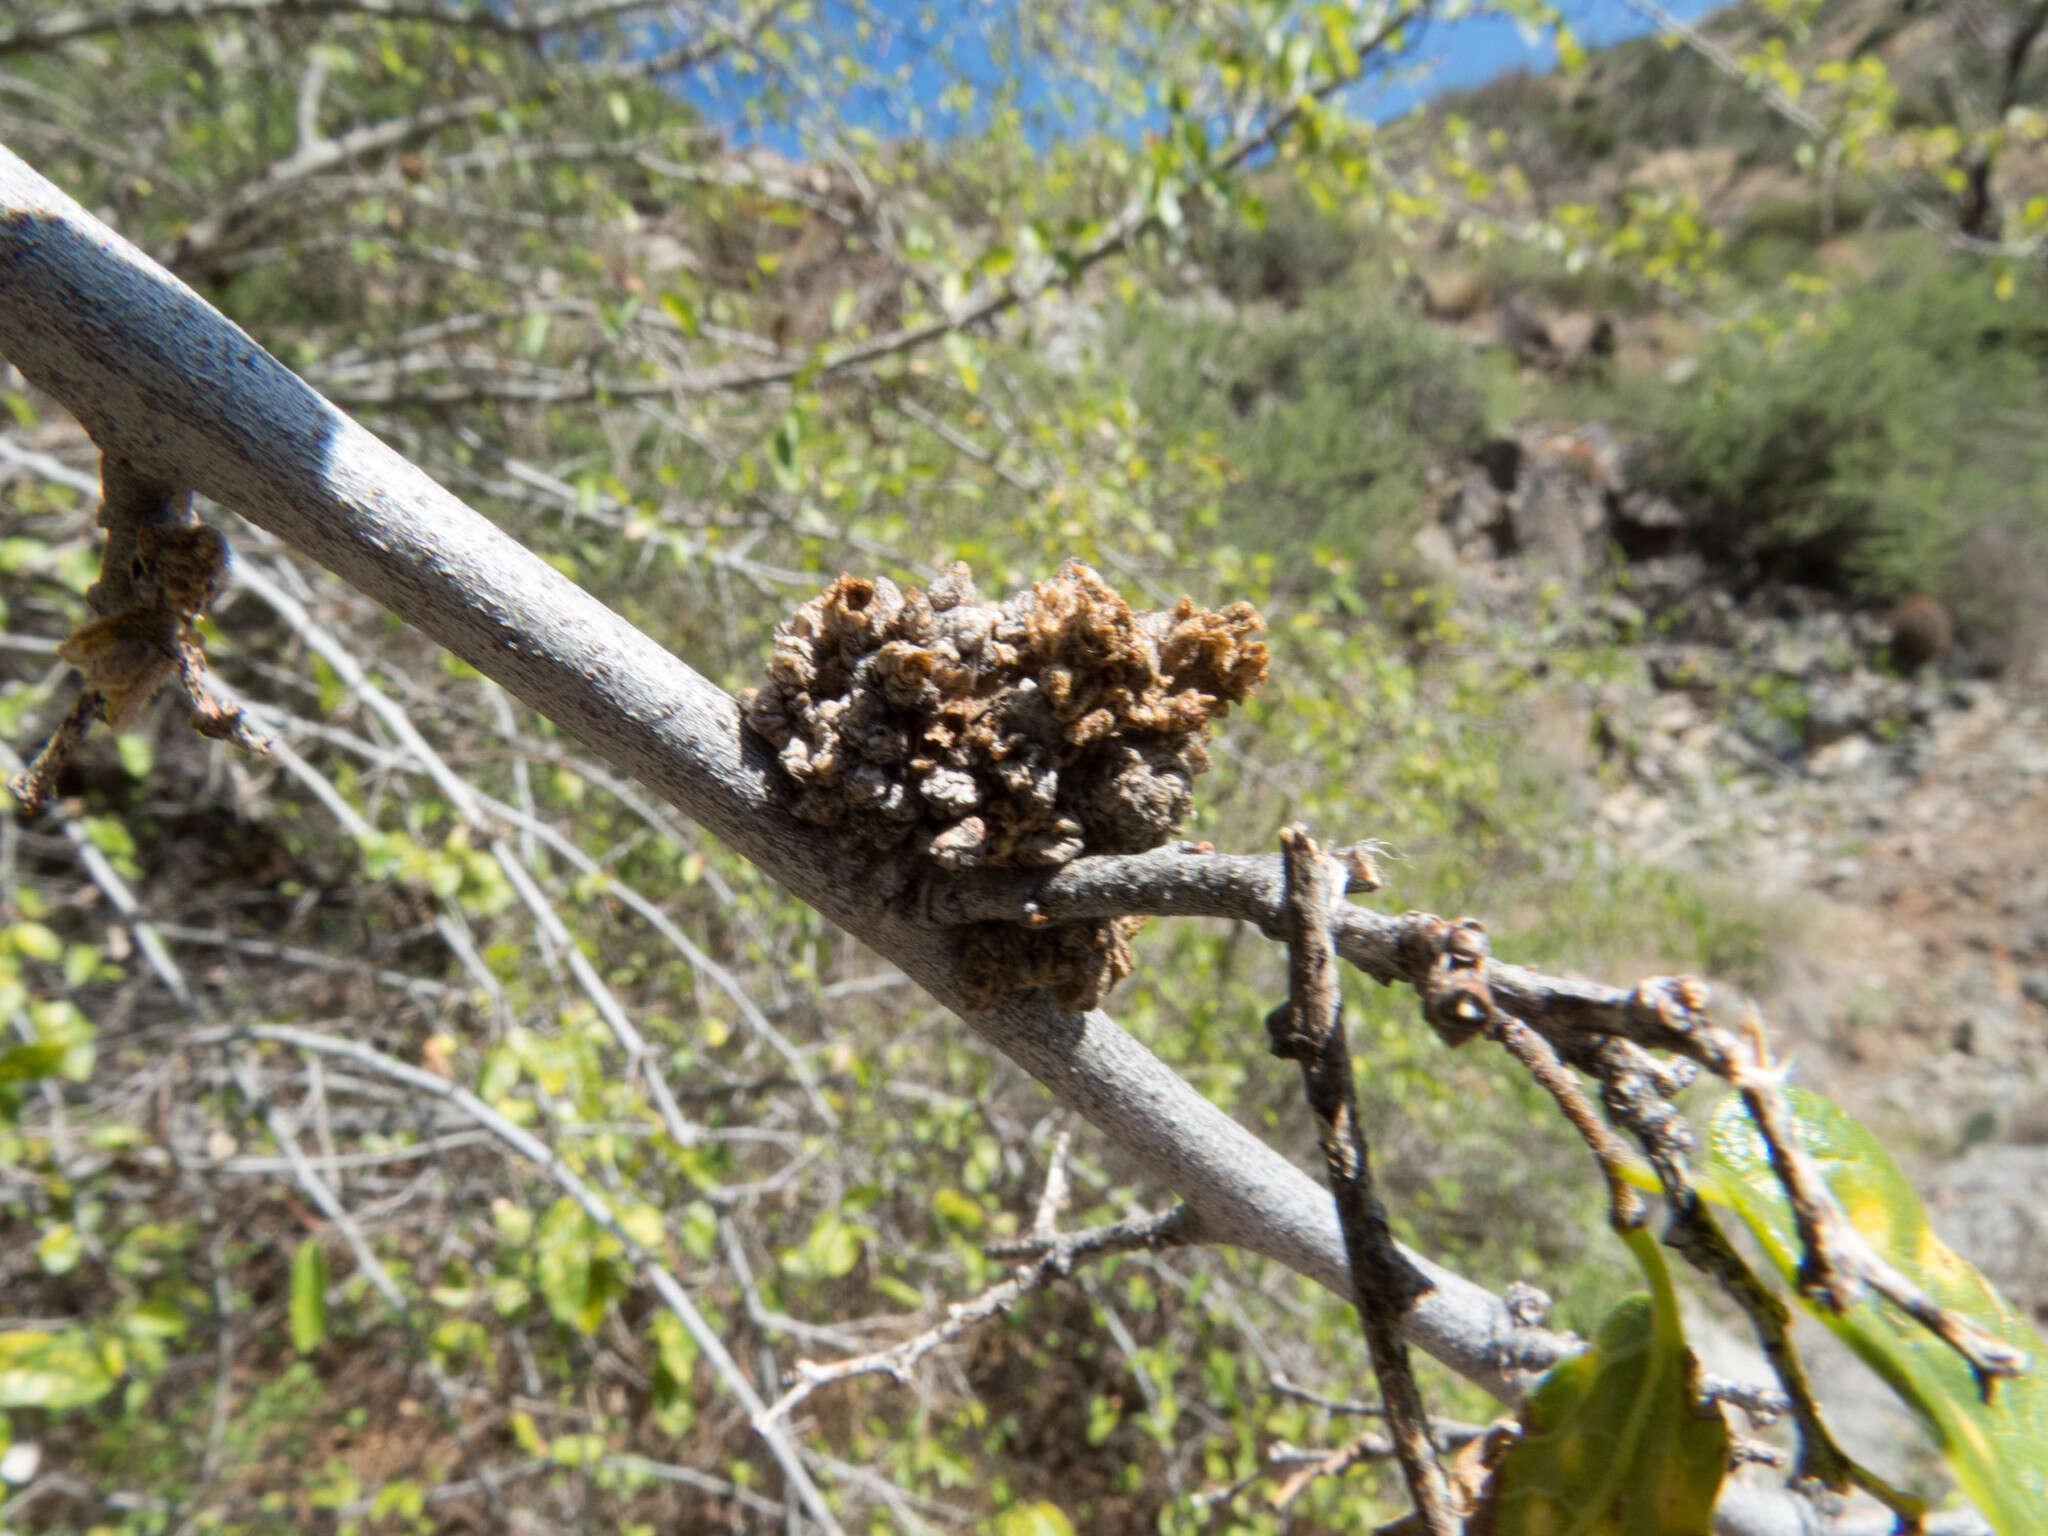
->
[1367,0,1721,119]
[679,0,1726,151]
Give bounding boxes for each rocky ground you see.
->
[1427,420,2048,1325]
[1423,420,2048,1484]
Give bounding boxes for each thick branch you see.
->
[0,142,1566,1410]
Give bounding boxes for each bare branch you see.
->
[0,140,1572,1413]
[0,0,674,55]
[757,1206,1194,1429]
[1270,826,1452,1533]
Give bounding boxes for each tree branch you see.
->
[0,138,1567,1408]
[0,144,1989,1536]
[0,0,673,55]
[1270,826,1453,1533]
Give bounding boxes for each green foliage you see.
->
[289,1240,329,1354]
[1434,31,1791,175]
[1128,292,1499,571]
[1487,1229,1726,1535]
[0,1327,117,1411]
[532,1197,629,1335]
[1704,1089,2048,1533]
[1189,183,1365,306]
[1627,247,2048,638]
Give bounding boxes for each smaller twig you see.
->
[942,840,2025,1390]
[1701,1372,1792,1425]
[759,1206,1194,1428]
[1269,826,1454,1536]
[1492,1011,1647,1231]
[1729,1436,1791,1469]
[1270,1428,1397,1510]
[1724,1009,2026,1399]
[1030,1126,1073,1239]
[1593,1041,1928,1528]
[9,692,94,809]
[1268,1376,1490,1441]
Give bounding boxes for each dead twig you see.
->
[1268,826,1454,1536]
[757,1205,1195,1429]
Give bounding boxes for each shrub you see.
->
[1627,242,2048,649]
[1188,184,1366,307]
[1126,290,1500,571]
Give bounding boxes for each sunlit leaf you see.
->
[290,1239,329,1353]
[0,1330,115,1410]
[1704,1090,2048,1533]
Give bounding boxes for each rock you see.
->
[1926,1144,2048,1321]
[1887,594,1953,671]
[1414,266,1491,321]
[1610,490,1691,560]
[1505,460,1598,578]
[1807,734,1873,779]
[1440,475,1508,555]
[1547,310,1617,369]
[1497,296,1559,369]
[1804,684,1870,749]
[1476,437,1522,493]
[1735,700,1803,763]
[2021,971,2048,1011]
[1820,857,1863,889]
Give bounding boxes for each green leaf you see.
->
[769,416,803,491]
[35,1223,82,1276]
[116,733,153,779]
[942,332,980,394]
[0,1329,116,1410]
[8,922,61,962]
[550,1431,606,1466]
[1704,1090,2048,1533]
[533,1197,622,1333]
[1488,1227,1726,1535]
[796,1212,865,1280]
[0,1042,65,1083]
[290,1239,329,1353]
[650,1309,699,1387]
[989,1501,1074,1536]
[660,289,700,336]
[931,1187,985,1232]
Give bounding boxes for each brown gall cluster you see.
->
[739,561,1269,1010]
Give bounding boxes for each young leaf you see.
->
[290,1239,329,1353]
[533,1196,623,1333]
[1703,1089,2048,1534]
[1486,1227,1726,1535]
[0,1329,116,1410]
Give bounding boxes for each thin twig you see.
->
[757,1206,1195,1429]
[1593,1040,1927,1527]
[1269,826,1453,1535]
[936,842,2027,1388]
